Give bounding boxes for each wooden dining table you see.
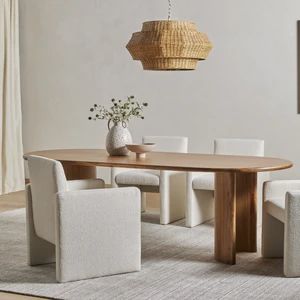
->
[24,149,293,265]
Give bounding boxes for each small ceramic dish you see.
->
[126,143,156,159]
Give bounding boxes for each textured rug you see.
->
[0,209,300,300]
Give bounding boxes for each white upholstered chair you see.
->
[186,138,268,227]
[262,180,300,277]
[26,155,141,283]
[112,136,188,225]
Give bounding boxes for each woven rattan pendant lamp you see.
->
[126,0,213,71]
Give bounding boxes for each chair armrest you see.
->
[263,180,300,201]
[285,191,300,220]
[67,179,105,191]
[160,170,186,224]
[55,187,141,282]
[187,172,194,192]
[187,172,197,183]
[56,187,140,212]
[111,167,122,188]
[160,170,186,185]
[284,191,300,277]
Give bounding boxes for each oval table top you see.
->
[24,149,293,173]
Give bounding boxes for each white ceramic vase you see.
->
[106,122,132,156]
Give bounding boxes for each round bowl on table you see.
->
[126,143,156,159]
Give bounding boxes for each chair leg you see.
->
[261,210,284,258]
[26,185,55,266]
[186,189,214,228]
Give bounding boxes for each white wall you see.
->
[19,0,300,181]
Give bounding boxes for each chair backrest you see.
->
[142,136,188,153]
[214,138,264,157]
[27,155,67,243]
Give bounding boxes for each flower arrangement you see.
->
[89,96,148,129]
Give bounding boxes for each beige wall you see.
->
[19,0,300,183]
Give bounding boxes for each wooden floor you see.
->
[0,292,49,300]
[0,191,51,300]
[0,190,26,213]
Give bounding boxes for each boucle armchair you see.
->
[26,155,141,283]
[112,136,188,225]
[186,138,269,227]
[262,180,300,277]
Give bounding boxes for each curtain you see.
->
[0,0,24,195]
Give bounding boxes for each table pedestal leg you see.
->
[236,172,257,252]
[214,172,257,265]
[61,162,97,180]
[215,172,236,264]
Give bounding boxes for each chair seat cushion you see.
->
[192,173,215,191]
[265,197,285,223]
[115,170,160,187]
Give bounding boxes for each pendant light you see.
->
[126,0,213,71]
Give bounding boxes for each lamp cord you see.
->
[168,0,171,21]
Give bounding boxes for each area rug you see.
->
[0,209,300,300]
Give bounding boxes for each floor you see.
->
[2,207,297,299]
[0,191,26,213]
[0,292,48,300]
[0,191,49,300]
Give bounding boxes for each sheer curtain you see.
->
[0,0,24,194]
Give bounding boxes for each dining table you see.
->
[24,149,293,265]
